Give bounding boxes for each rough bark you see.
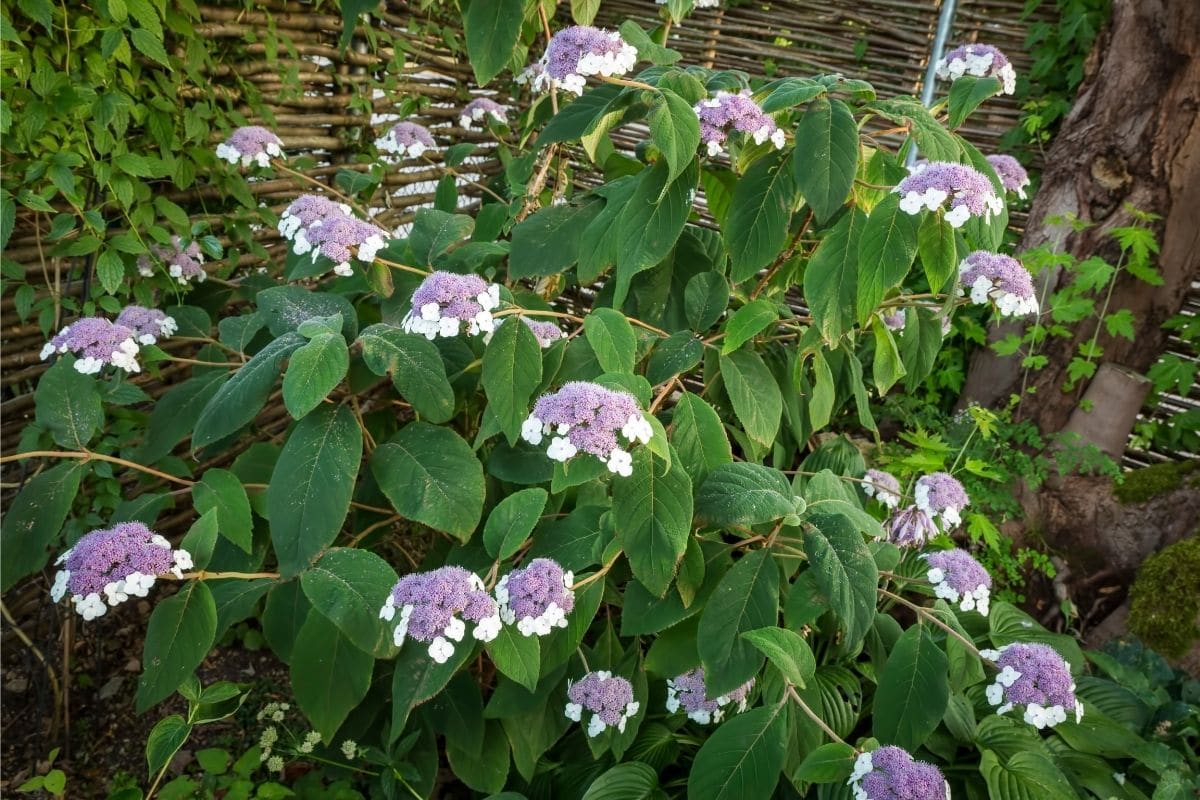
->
[959,0,1200,435]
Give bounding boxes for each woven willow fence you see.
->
[2,0,1191,529]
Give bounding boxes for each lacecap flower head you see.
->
[375,121,437,159]
[115,306,177,345]
[979,642,1083,729]
[522,381,654,477]
[402,271,501,339]
[50,522,193,621]
[484,315,564,348]
[292,211,388,278]
[496,558,575,637]
[959,250,1038,317]
[848,746,949,800]
[914,471,970,527]
[278,194,353,244]
[936,43,1017,95]
[861,469,903,509]
[921,548,992,615]
[216,126,284,168]
[460,98,507,130]
[519,26,638,96]
[885,505,939,548]
[565,671,640,737]
[694,91,785,156]
[379,566,501,663]
[896,161,1004,228]
[665,668,754,725]
[986,154,1030,199]
[137,236,206,285]
[40,317,141,375]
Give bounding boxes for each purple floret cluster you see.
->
[986,154,1030,199]
[375,121,437,159]
[922,548,992,615]
[665,668,754,725]
[522,381,654,477]
[959,250,1038,317]
[50,522,193,621]
[460,98,507,130]
[40,316,142,375]
[518,26,638,95]
[936,43,1017,94]
[861,469,903,509]
[914,471,970,527]
[216,126,284,168]
[565,671,640,736]
[115,305,177,345]
[496,558,576,637]
[980,642,1083,729]
[402,271,501,340]
[296,214,388,277]
[278,194,352,243]
[848,746,949,800]
[694,91,785,156]
[137,236,206,286]
[379,566,502,663]
[895,161,1004,228]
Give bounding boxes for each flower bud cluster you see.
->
[137,236,207,285]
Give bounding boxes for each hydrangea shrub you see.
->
[4,3,1195,798]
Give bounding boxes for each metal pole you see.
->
[907,0,959,166]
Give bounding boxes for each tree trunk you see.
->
[959,0,1200,437]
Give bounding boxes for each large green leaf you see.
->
[614,159,698,306]
[669,391,732,485]
[268,405,363,576]
[792,97,859,223]
[578,175,639,283]
[804,207,866,342]
[686,704,788,800]
[856,193,920,324]
[446,719,510,794]
[539,84,626,148]
[463,0,523,84]
[357,324,454,423]
[918,211,957,292]
[281,332,349,419]
[256,285,358,340]
[35,358,102,448]
[698,549,779,696]
[136,371,227,463]
[802,513,878,650]
[482,314,543,444]
[136,582,217,711]
[721,299,778,354]
[509,202,601,278]
[391,639,477,738]
[695,463,795,526]
[741,626,816,688]
[486,625,541,692]
[301,547,398,658]
[193,333,304,447]
[372,422,484,542]
[650,88,701,189]
[584,308,638,374]
[290,611,373,742]
[613,448,693,597]
[410,208,474,266]
[0,461,85,591]
[482,488,548,560]
[979,750,1078,800]
[647,332,703,385]
[584,762,662,800]
[192,468,252,553]
[720,349,781,457]
[947,75,1003,129]
[725,151,797,283]
[873,624,949,749]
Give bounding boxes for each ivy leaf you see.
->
[698,549,779,696]
[482,315,543,444]
[35,357,102,449]
[357,324,454,423]
[1103,309,1136,341]
[584,308,638,374]
[372,422,484,542]
[268,406,362,576]
[686,704,788,800]
[291,611,373,742]
[792,97,859,223]
[720,349,782,458]
[857,193,920,324]
[649,88,701,189]
[802,513,878,651]
[136,582,217,711]
[613,448,693,597]
[463,0,523,84]
[725,151,797,284]
[873,624,949,749]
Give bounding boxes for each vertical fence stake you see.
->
[908,0,960,166]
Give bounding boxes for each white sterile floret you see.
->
[473,614,502,642]
[621,414,654,444]
[564,702,583,722]
[606,448,634,477]
[76,593,107,621]
[444,616,466,642]
[521,415,545,445]
[547,436,578,461]
[428,636,455,663]
[587,716,606,737]
[849,751,874,784]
